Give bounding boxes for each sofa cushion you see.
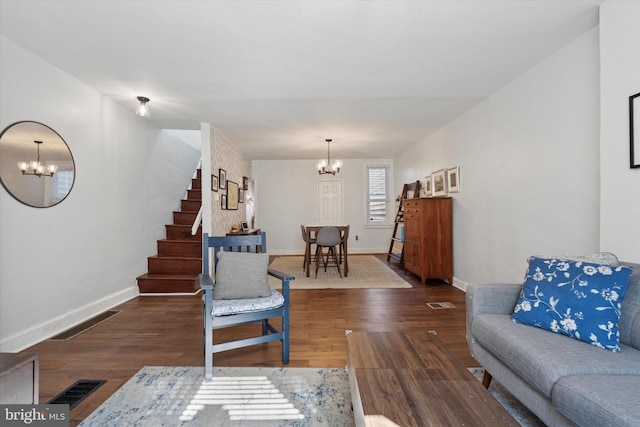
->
[472,313,640,398]
[211,287,284,316]
[213,251,272,300]
[553,375,640,427]
[512,257,634,352]
[530,252,619,266]
[619,262,640,350]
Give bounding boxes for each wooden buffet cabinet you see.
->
[403,197,453,285]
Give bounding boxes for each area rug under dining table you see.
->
[268,255,412,289]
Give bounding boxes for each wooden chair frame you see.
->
[199,232,293,382]
[301,225,317,269]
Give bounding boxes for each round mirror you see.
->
[0,121,75,208]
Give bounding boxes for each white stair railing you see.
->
[188,159,203,236]
[191,206,202,236]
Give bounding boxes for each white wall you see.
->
[0,36,201,351]
[599,1,640,262]
[252,159,394,255]
[395,28,601,287]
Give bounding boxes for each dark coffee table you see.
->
[346,330,518,426]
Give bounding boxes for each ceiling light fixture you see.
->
[18,140,57,177]
[136,96,150,117]
[317,139,342,175]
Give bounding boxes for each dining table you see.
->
[304,225,349,277]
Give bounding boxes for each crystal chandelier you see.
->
[18,140,57,177]
[317,139,342,175]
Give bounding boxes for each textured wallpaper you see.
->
[208,127,251,236]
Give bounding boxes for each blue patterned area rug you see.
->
[79,366,544,426]
[79,366,353,427]
[468,368,545,427]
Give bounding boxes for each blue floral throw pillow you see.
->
[512,257,634,352]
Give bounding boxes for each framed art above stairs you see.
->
[136,169,202,294]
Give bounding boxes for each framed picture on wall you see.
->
[221,194,227,210]
[211,174,218,192]
[227,180,239,210]
[239,188,245,203]
[423,175,432,197]
[447,166,460,193]
[631,92,640,168]
[432,169,447,197]
[242,176,248,190]
[219,169,227,190]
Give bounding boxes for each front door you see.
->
[317,180,343,225]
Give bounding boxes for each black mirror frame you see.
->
[0,120,76,208]
[631,92,640,169]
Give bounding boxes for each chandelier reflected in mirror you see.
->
[317,139,342,175]
[18,140,57,177]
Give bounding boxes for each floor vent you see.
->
[426,302,456,309]
[49,310,120,340]
[48,379,106,409]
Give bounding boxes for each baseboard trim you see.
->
[0,286,139,352]
[452,277,468,292]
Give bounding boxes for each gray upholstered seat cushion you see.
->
[213,251,272,300]
[212,287,284,316]
[553,375,640,427]
[471,313,640,398]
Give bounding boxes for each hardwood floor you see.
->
[22,255,476,426]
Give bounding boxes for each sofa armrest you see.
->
[466,282,522,347]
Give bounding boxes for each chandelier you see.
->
[18,140,57,177]
[317,139,342,175]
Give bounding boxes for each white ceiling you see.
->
[0,0,602,160]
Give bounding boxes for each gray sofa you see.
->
[466,261,640,427]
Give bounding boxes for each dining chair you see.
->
[314,226,342,278]
[301,225,316,269]
[199,232,293,382]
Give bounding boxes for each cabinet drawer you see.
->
[403,200,420,213]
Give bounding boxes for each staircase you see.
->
[137,169,202,294]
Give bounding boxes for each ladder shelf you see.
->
[387,180,421,265]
